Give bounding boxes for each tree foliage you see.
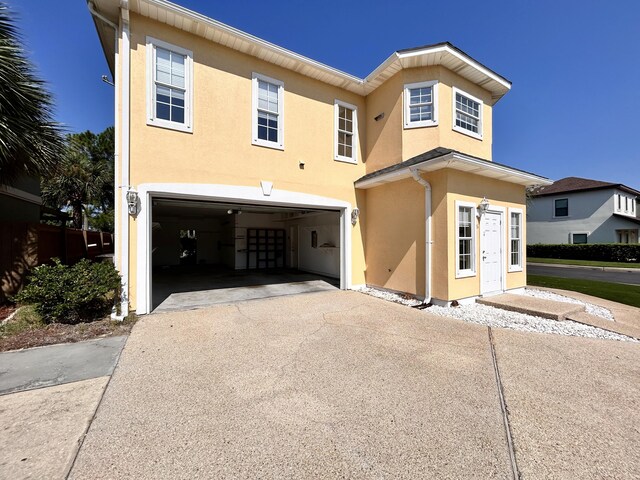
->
[0,3,64,185]
[42,127,115,231]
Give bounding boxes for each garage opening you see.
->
[151,198,342,312]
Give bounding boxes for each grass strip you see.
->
[528,258,640,269]
[527,274,640,308]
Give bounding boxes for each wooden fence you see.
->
[0,222,114,302]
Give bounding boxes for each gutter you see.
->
[409,168,432,304]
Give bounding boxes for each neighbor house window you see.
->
[456,202,476,277]
[509,209,523,271]
[146,37,193,133]
[334,100,357,163]
[571,233,588,244]
[452,87,482,139]
[252,73,284,150]
[404,81,438,128]
[554,198,569,217]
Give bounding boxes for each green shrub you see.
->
[14,259,121,324]
[527,244,640,263]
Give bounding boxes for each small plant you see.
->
[14,259,121,324]
[0,305,44,338]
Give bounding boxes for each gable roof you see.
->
[354,148,551,189]
[88,0,511,101]
[530,177,640,198]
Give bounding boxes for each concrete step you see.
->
[477,293,584,321]
[566,311,640,340]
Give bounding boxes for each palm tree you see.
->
[0,2,64,185]
[42,128,114,230]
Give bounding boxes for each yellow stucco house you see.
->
[89,0,551,316]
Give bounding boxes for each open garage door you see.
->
[150,198,342,312]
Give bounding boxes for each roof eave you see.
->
[355,152,551,189]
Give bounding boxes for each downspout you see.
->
[409,168,432,304]
[88,2,129,319]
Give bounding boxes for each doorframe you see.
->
[135,183,352,314]
[479,205,507,296]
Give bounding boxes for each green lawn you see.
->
[528,257,640,269]
[527,274,640,308]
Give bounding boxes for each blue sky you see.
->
[10,0,640,187]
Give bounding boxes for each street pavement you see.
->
[528,264,640,285]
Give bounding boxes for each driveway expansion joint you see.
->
[488,326,520,480]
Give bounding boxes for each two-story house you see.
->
[88,0,550,316]
[528,177,640,245]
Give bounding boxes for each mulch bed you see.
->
[0,304,17,322]
[0,317,135,352]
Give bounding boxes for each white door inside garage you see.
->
[148,198,344,312]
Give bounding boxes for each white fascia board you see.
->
[144,0,364,87]
[355,153,551,189]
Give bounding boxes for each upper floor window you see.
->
[334,100,357,163]
[146,37,193,133]
[456,202,476,278]
[452,87,482,139]
[509,209,523,272]
[252,73,284,150]
[404,81,438,129]
[554,198,569,217]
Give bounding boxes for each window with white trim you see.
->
[404,81,438,128]
[252,73,284,150]
[554,198,568,217]
[509,210,522,271]
[146,37,192,133]
[456,203,476,277]
[334,100,357,163]
[452,87,482,139]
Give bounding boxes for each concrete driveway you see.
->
[69,291,640,479]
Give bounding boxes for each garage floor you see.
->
[152,266,339,312]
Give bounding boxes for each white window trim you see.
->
[334,99,358,164]
[553,197,569,218]
[146,36,193,133]
[251,72,284,150]
[455,200,477,278]
[570,231,589,244]
[508,207,523,272]
[452,86,483,140]
[403,80,439,129]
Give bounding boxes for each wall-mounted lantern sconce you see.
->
[351,208,360,225]
[126,189,138,216]
[374,112,384,122]
[478,197,490,216]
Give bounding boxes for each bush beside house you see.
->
[14,259,120,324]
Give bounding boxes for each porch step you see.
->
[565,311,639,340]
[477,293,584,321]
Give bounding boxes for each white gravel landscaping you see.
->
[354,286,635,342]
[520,288,614,321]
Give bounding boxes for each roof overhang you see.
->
[355,152,552,189]
[613,213,640,225]
[88,0,511,100]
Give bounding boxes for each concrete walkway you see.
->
[69,291,640,478]
[0,337,127,479]
[0,336,127,395]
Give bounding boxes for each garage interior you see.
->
[151,198,341,312]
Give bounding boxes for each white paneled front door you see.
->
[481,210,503,295]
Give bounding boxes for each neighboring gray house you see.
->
[528,177,640,244]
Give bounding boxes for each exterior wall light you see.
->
[351,208,360,225]
[478,197,490,216]
[126,189,139,216]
